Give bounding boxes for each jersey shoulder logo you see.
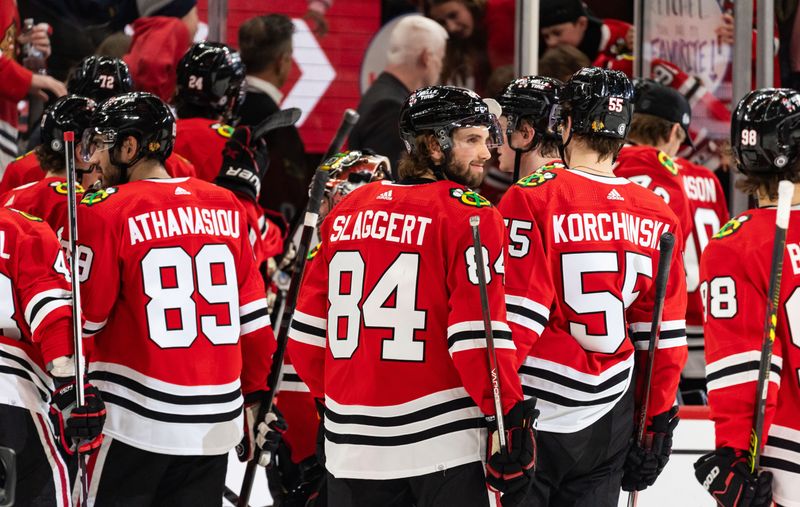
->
[713,214,751,240]
[657,151,678,176]
[517,166,559,188]
[9,208,43,222]
[210,122,234,139]
[307,242,321,260]
[80,187,118,206]
[49,181,85,196]
[449,187,492,208]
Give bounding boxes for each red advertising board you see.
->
[197,1,381,153]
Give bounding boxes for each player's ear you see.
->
[575,16,588,31]
[521,122,536,149]
[425,134,444,163]
[121,135,139,162]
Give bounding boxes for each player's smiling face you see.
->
[446,126,491,188]
[86,134,123,188]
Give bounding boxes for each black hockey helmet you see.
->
[67,56,134,102]
[561,67,633,139]
[399,85,503,153]
[83,92,175,166]
[732,88,800,175]
[40,95,97,153]
[497,76,563,146]
[175,42,246,121]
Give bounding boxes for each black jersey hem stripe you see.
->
[518,365,629,394]
[101,391,243,423]
[325,416,485,446]
[761,455,800,474]
[766,436,800,455]
[0,127,16,142]
[28,296,71,326]
[325,397,477,428]
[687,344,705,351]
[240,307,269,325]
[522,385,623,407]
[631,328,686,341]
[281,373,303,383]
[705,361,781,383]
[0,349,41,377]
[447,329,512,348]
[88,371,241,405]
[0,365,49,400]
[291,319,326,338]
[243,390,267,405]
[505,304,548,327]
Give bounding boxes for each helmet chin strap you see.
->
[558,130,574,170]
[108,143,145,185]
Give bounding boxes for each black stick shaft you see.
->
[237,108,359,507]
[748,180,794,473]
[469,215,506,450]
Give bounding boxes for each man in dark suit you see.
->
[239,14,309,224]
[349,15,448,176]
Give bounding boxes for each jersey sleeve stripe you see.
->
[25,289,72,334]
[705,350,783,374]
[706,355,782,392]
[446,321,515,353]
[762,425,800,504]
[289,313,327,348]
[505,295,549,333]
[280,363,311,393]
[82,319,108,337]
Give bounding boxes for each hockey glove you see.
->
[694,448,772,507]
[238,403,288,466]
[485,398,538,505]
[621,405,679,491]
[49,382,106,455]
[214,126,269,202]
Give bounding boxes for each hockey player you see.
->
[173,41,247,183]
[0,206,105,506]
[694,88,800,507]
[67,55,134,103]
[499,68,687,505]
[287,86,537,507]
[676,156,729,400]
[76,92,277,505]
[495,76,564,182]
[1,95,97,243]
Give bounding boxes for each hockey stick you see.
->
[252,108,302,141]
[235,108,359,507]
[628,231,675,507]
[748,179,795,474]
[469,215,507,451]
[64,130,89,505]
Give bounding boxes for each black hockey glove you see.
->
[621,405,679,492]
[485,398,538,506]
[214,126,269,202]
[694,448,772,507]
[49,382,107,455]
[238,402,288,466]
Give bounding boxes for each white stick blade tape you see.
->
[776,180,795,229]
[469,215,480,227]
[304,212,319,227]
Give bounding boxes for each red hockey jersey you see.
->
[1,177,84,245]
[288,179,522,480]
[615,146,693,244]
[165,153,197,178]
[678,159,729,380]
[0,207,73,415]
[173,118,228,182]
[0,150,42,196]
[701,206,800,506]
[76,177,276,455]
[499,166,687,433]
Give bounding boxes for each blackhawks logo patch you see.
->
[517,167,557,188]
[449,188,492,208]
[212,123,234,139]
[80,187,118,206]
[713,214,751,240]
[307,243,321,260]
[50,181,85,195]
[657,151,678,176]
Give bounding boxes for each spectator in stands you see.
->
[538,0,632,67]
[238,14,309,224]
[538,45,590,82]
[0,4,65,173]
[349,15,448,176]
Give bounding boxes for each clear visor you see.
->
[80,128,116,162]
[451,113,504,148]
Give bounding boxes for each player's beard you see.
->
[445,155,485,189]
[98,162,124,188]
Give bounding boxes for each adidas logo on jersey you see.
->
[377,190,393,201]
[175,186,191,196]
[606,189,624,201]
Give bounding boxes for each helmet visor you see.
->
[450,113,504,149]
[80,128,117,162]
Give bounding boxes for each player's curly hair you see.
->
[397,134,438,180]
[34,144,65,173]
[628,113,676,147]
[735,158,800,201]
